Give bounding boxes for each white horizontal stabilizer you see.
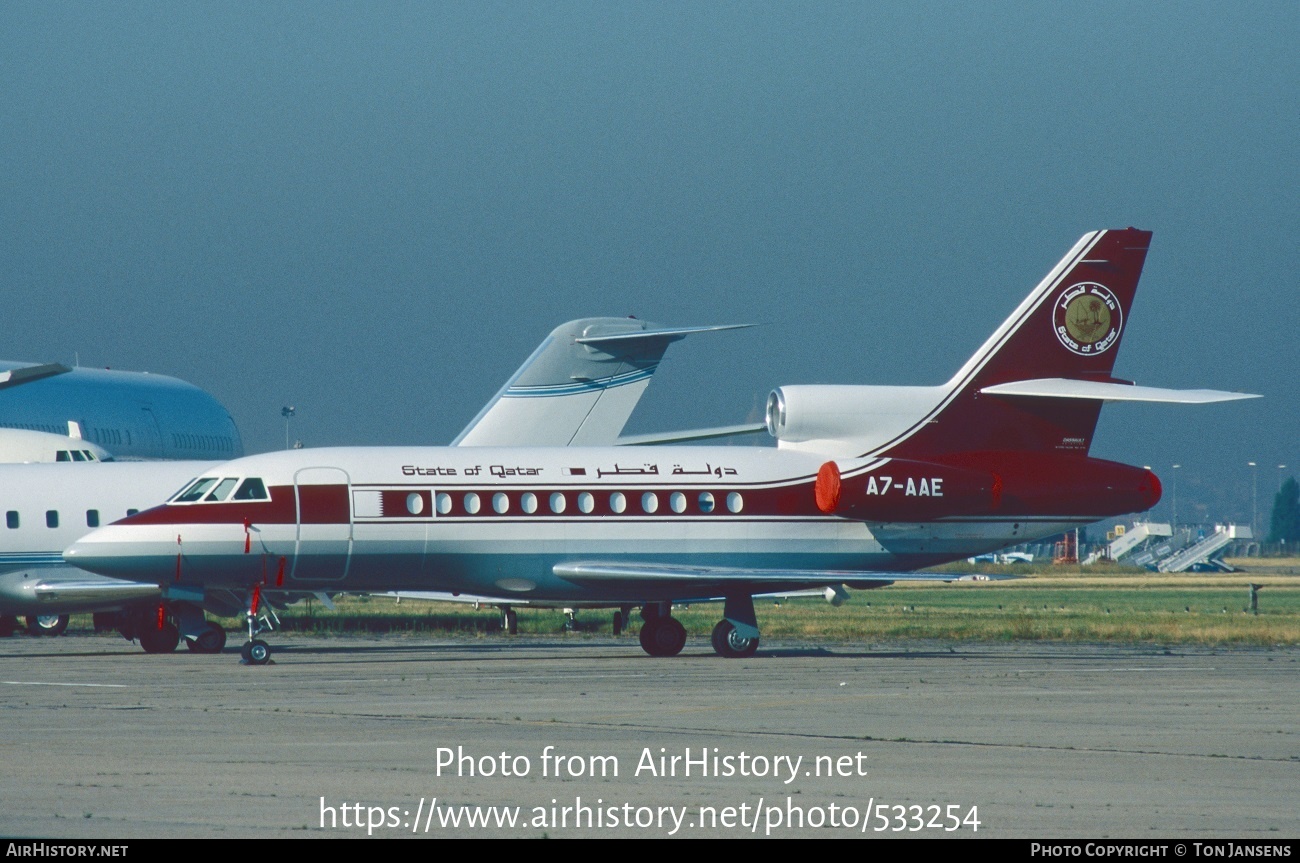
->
[980,378,1260,404]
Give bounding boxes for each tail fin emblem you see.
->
[1055,282,1122,355]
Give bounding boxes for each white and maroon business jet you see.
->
[65,229,1257,663]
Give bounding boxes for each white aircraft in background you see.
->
[0,319,747,647]
[0,360,242,461]
[0,356,244,636]
[65,228,1259,663]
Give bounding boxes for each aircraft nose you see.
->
[63,527,156,579]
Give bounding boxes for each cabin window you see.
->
[609,492,626,514]
[6,511,17,529]
[232,478,268,501]
[521,492,537,514]
[46,510,59,528]
[669,492,686,513]
[204,478,239,502]
[492,493,510,514]
[698,492,716,513]
[577,492,594,514]
[86,510,100,528]
[436,493,452,515]
[127,509,139,517]
[549,492,566,514]
[641,492,659,514]
[727,492,744,513]
[463,493,481,514]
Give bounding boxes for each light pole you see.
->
[1170,464,1180,532]
[1248,461,1257,537]
[282,406,296,451]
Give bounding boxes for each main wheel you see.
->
[612,610,624,636]
[26,614,69,637]
[711,620,759,658]
[242,639,271,665]
[639,617,687,657]
[501,608,518,635]
[139,622,180,654]
[186,625,227,654]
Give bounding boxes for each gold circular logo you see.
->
[1064,293,1112,344]
[1053,282,1122,355]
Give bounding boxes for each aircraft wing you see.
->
[453,319,751,447]
[553,561,1006,594]
[379,586,836,609]
[615,422,767,446]
[0,566,160,614]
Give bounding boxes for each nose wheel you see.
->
[240,639,271,665]
[240,587,277,665]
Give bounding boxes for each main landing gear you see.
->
[26,614,70,637]
[635,595,761,659]
[638,603,687,657]
[500,606,518,635]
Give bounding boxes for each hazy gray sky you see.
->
[2,2,1295,528]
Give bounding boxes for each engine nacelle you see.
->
[765,385,946,455]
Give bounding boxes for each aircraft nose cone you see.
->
[63,528,153,579]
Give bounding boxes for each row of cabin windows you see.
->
[5,509,139,529]
[427,490,744,517]
[170,433,236,453]
[0,422,131,447]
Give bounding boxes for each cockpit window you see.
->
[204,478,240,502]
[232,478,268,501]
[174,477,218,503]
[69,450,87,462]
[56,451,70,462]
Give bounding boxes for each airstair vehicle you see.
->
[1156,524,1252,573]
[1082,522,1173,565]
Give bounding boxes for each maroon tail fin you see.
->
[882,228,1153,460]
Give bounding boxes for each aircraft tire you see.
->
[639,617,687,657]
[242,639,271,665]
[502,608,518,635]
[186,625,227,654]
[27,614,70,637]
[612,611,623,636]
[139,622,180,654]
[711,620,759,659]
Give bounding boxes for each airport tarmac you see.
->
[0,633,1295,839]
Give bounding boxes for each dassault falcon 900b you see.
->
[65,229,1257,663]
